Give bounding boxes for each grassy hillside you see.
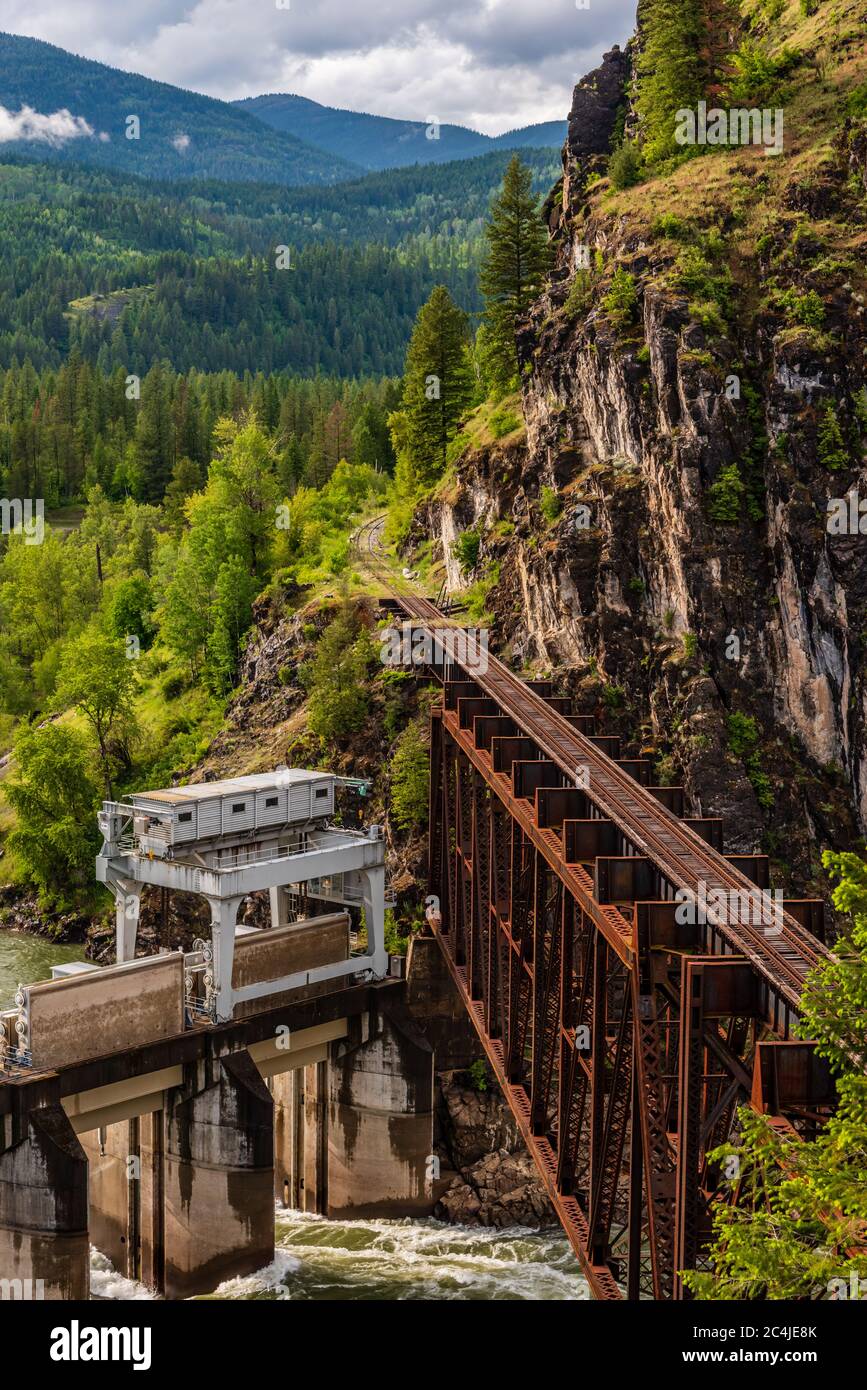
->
[0,32,359,185]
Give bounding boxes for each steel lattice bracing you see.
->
[362,547,836,1300]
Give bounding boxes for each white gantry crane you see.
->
[97,769,388,1021]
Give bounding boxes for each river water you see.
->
[93,1211,587,1301]
[2,929,587,1301]
[0,930,86,1009]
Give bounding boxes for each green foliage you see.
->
[725,41,799,107]
[706,464,746,522]
[109,576,155,651]
[453,528,482,575]
[389,719,429,830]
[383,909,410,956]
[608,141,644,189]
[5,723,102,904]
[817,403,849,471]
[468,1059,489,1093]
[539,486,563,524]
[395,285,474,487]
[304,604,373,745]
[479,155,553,391]
[688,850,867,1300]
[726,710,773,808]
[777,287,825,329]
[634,0,705,164]
[846,82,867,118]
[564,270,595,321]
[672,243,733,327]
[488,408,520,439]
[602,267,639,326]
[56,628,138,796]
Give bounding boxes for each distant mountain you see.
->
[0,33,360,185]
[235,93,566,171]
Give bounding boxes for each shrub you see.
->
[652,212,688,240]
[817,403,849,471]
[564,269,594,320]
[389,719,429,830]
[726,41,799,106]
[727,711,773,808]
[539,485,563,524]
[489,408,520,439]
[778,288,825,329]
[453,528,481,575]
[707,464,746,522]
[602,266,639,325]
[608,142,644,189]
[468,1059,488,1093]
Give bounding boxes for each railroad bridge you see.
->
[383,583,835,1301]
[0,578,837,1302]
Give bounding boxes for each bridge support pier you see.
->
[326,1003,434,1218]
[0,1103,90,1299]
[164,1050,274,1299]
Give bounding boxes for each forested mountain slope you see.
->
[0,149,557,374]
[0,32,358,185]
[236,92,565,170]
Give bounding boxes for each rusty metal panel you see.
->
[683,817,724,850]
[491,736,538,774]
[473,715,516,750]
[512,760,561,800]
[725,854,770,888]
[535,786,592,830]
[595,856,656,904]
[563,818,621,862]
[646,786,685,816]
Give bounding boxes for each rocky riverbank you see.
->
[434,1069,556,1229]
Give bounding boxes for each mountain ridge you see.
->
[234,91,566,170]
[0,32,360,185]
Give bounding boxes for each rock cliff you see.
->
[418,23,867,902]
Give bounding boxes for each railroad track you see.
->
[354,514,827,1011]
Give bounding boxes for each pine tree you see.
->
[479,155,552,392]
[635,0,705,164]
[399,285,473,486]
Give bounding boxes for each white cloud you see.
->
[0,104,95,144]
[0,0,637,134]
[171,132,191,152]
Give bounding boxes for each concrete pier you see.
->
[164,1051,275,1299]
[0,1103,89,1299]
[327,1004,434,1219]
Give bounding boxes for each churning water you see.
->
[92,1211,588,1301]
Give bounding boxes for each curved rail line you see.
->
[355,515,827,1013]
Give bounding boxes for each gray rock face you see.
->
[417,72,867,903]
[434,1073,556,1228]
[565,46,630,161]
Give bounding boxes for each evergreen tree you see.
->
[635,0,705,164]
[305,603,373,745]
[479,155,552,392]
[399,285,473,487]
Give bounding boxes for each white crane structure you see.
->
[96,769,387,1021]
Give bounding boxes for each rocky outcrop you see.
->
[417,50,867,903]
[434,1071,556,1228]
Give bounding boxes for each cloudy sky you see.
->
[1,0,637,134]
